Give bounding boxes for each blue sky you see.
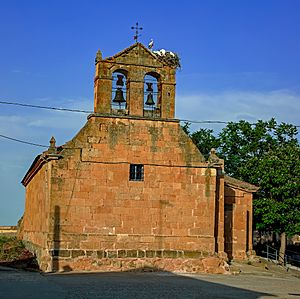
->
[0,0,300,225]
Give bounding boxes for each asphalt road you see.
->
[0,267,299,299]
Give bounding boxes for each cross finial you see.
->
[131,22,143,43]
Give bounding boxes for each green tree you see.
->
[250,142,300,262]
[181,122,191,135]
[190,128,220,160]
[189,119,300,261]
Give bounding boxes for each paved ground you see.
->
[0,265,300,299]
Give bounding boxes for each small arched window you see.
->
[144,72,160,117]
[112,70,127,111]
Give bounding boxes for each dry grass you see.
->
[0,236,38,271]
[0,236,26,262]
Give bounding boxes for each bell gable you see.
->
[103,43,164,68]
[94,42,177,118]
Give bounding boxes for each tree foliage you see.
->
[185,119,300,237]
[190,128,220,160]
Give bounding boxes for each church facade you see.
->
[20,43,257,272]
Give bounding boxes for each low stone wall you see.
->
[0,226,17,237]
[49,249,229,274]
[22,241,229,273]
[54,257,229,274]
[51,249,210,259]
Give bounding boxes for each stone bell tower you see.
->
[93,43,178,119]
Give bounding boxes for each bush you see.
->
[0,236,25,262]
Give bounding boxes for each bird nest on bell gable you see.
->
[153,49,181,69]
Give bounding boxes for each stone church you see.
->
[20,43,258,272]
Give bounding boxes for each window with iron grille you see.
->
[129,164,144,181]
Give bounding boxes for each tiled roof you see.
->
[224,175,259,193]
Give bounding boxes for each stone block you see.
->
[71,250,85,258]
[117,250,126,258]
[138,250,145,258]
[156,250,163,258]
[184,251,202,259]
[86,250,95,257]
[106,250,118,258]
[202,256,229,274]
[189,228,205,236]
[145,250,156,258]
[163,250,178,258]
[126,250,138,258]
[53,249,71,258]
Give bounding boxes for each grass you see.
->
[0,235,26,262]
[0,235,12,246]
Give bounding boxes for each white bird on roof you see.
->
[148,38,154,50]
[160,49,166,55]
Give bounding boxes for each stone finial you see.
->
[95,49,102,64]
[48,136,56,153]
[208,148,221,166]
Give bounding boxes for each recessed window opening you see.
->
[144,74,159,111]
[129,164,144,181]
[112,71,127,110]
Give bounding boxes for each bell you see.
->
[113,88,126,104]
[145,93,155,106]
[116,75,124,86]
[146,82,153,92]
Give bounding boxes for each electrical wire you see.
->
[1,100,299,127]
[179,119,230,125]
[0,134,48,148]
[0,100,92,114]
[0,100,299,148]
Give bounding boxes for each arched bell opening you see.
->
[111,70,128,113]
[143,72,161,118]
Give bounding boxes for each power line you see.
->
[181,119,300,128]
[0,99,300,127]
[179,119,230,125]
[0,134,48,148]
[0,100,92,114]
[1,118,300,149]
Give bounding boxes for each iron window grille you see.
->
[129,164,144,181]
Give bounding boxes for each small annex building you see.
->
[20,43,258,272]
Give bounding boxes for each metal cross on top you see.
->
[131,22,143,43]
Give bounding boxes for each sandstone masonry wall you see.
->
[39,115,219,271]
[224,186,253,260]
[23,163,50,249]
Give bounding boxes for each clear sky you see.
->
[0,0,300,225]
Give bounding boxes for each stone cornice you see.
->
[21,153,61,187]
[87,113,180,123]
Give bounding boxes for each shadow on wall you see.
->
[45,267,274,299]
[52,205,61,272]
[48,208,272,298]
